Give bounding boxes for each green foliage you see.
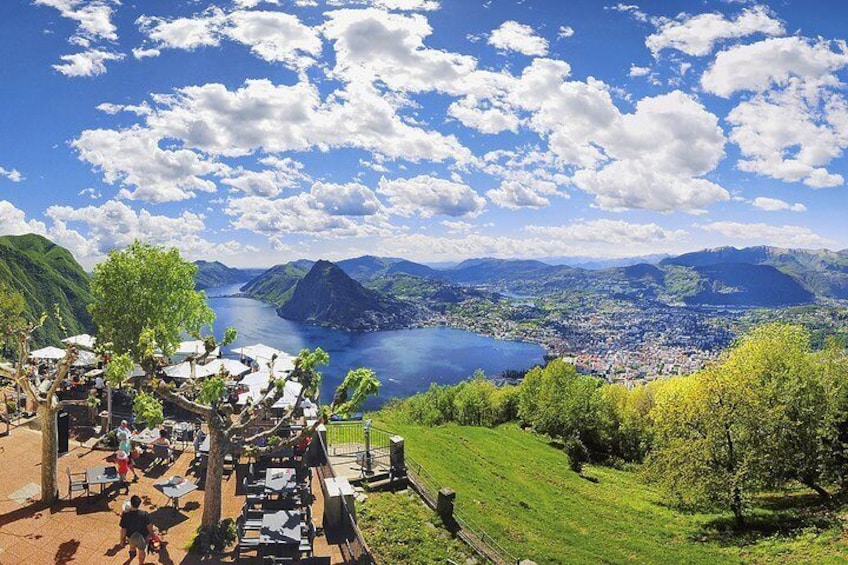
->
[291,347,329,397]
[0,280,25,339]
[104,353,134,388]
[333,367,380,417]
[198,376,226,406]
[89,240,214,361]
[133,391,164,428]
[189,518,237,553]
[0,234,94,346]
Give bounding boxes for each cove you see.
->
[205,284,545,407]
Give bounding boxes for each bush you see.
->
[189,519,236,553]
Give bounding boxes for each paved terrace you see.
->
[0,423,347,565]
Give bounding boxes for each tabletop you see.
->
[132,428,160,445]
[153,477,198,499]
[198,435,210,454]
[260,510,301,545]
[86,466,118,485]
[264,468,297,494]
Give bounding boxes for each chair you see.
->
[152,442,174,465]
[66,467,88,500]
[236,521,262,561]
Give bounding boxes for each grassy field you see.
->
[371,418,848,565]
[358,489,476,565]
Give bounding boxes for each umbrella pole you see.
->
[106,385,112,432]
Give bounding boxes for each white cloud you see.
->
[701,37,848,98]
[377,175,486,218]
[0,201,47,236]
[486,180,557,210]
[132,47,161,59]
[700,221,832,248]
[558,26,574,39]
[488,21,548,57]
[607,3,649,23]
[373,0,440,10]
[35,0,123,76]
[629,65,651,77]
[0,166,24,182]
[751,197,806,212]
[221,158,310,197]
[53,49,125,77]
[44,199,256,264]
[525,219,686,245]
[310,181,384,216]
[646,5,783,57]
[71,126,221,203]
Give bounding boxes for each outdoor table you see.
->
[260,509,301,547]
[85,465,119,500]
[264,468,297,495]
[132,427,160,445]
[173,422,193,448]
[153,477,198,509]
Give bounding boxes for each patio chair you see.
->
[240,504,263,529]
[66,467,89,500]
[152,442,174,465]
[235,521,261,561]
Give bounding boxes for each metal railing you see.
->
[406,456,522,565]
[316,432,376,565]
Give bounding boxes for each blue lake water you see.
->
[205,284,545,407]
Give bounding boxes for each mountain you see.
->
[336,256,440,282]
[445,258,555,285]
[681,263,814,307]
[0,233,94,345]
[662,246,848,299]
[277,260,418,330]
[240,262,312,305]
[194,260,264,289]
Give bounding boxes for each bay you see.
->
[205,284,545,407]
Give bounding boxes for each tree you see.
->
[0,281,25,358]
[89,240,214,375]
[0,318,91,504]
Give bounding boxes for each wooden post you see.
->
[390,435,405,478]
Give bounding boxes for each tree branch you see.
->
[155,381,214,418]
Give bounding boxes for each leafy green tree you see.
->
[89,240,214,372]
[0,281,25,358]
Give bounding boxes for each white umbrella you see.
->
[164,361,214,379]
[231,344,293,368]
[84,368,104,377]
[203,358,251,377]
[73,350,98,367]
[271,381,304,410]
[29,346,67,360]
[239,370,274,388]
[175,340,220,358]
[62,334,96,350]
[131,364,146,378]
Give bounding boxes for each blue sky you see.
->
[1,0,847,268]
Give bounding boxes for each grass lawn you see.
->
[358,489,477,565]
[371,418,848,565]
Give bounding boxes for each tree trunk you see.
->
[731,486,744,529]
[38,404,59,505]
[803,480,831,499]
[201,423,228,528]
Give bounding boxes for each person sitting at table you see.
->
[94,374,105,396]
[120,495,155,564]
[116,420,132,436]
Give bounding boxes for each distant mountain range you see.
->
[236,246,848,329]
[0,234,94,345]
[194,260,265,290]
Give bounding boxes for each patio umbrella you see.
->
[73,350,98,367]
[203,358,251,377]
[175,340,220,358]
[29,346,67,360]
[231,344,293,369]
[164,361,214,379]
[61,334,96,350]
[271,381,304,410]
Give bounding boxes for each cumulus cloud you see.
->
[646,5,783,57]
[488,21,548,56]
[35,0,124,77]
[310,181,384,216]
[751,197,806,212]
[0,201,47,236]
[525,219,686,245]
[700,221,831,248]
[221,158,310,198]
[558,26,574,39]
[0,166,24,183]
[486,180,557,210]
[377,175,485,218]
[701,37,848,98]
[137,8,322,68]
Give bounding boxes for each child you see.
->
[116,450,131,493]
[118,433,140,481]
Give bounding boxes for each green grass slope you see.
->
[374,420,848,565]
[0,233,93,345]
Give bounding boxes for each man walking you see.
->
[119,495,154,564]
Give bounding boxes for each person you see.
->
[116,450,131,492]
[117,433,140,481]
[116,419,132,437]
[120,495,154,564]
[94,374,105,397]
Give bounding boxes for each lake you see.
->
[205,284,545,407]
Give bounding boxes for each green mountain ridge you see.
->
[0,233,94,346]
[194,260,265,290]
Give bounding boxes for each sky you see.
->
[1,0,847,268]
